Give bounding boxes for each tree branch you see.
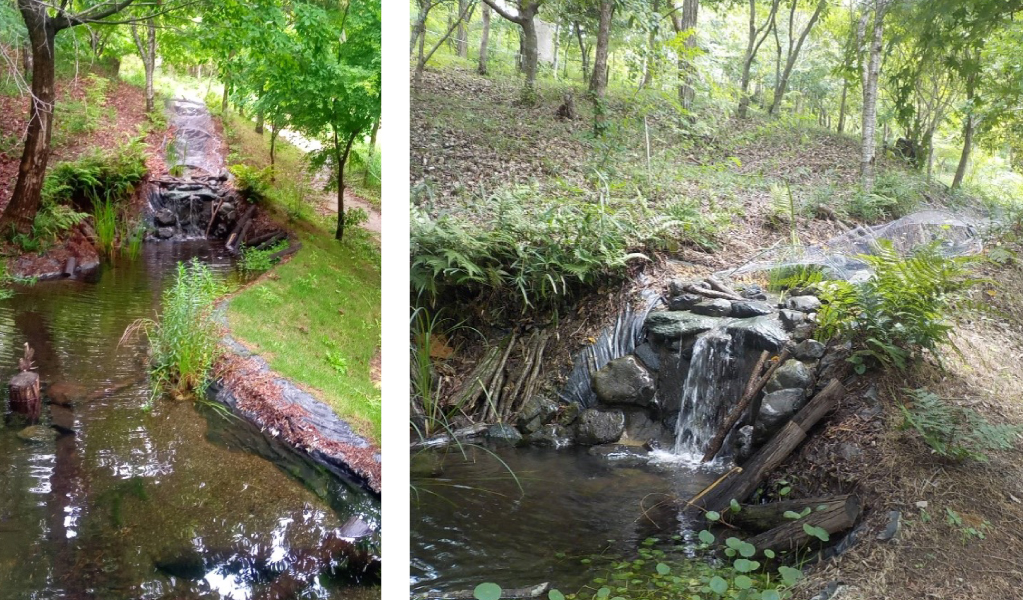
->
[480,0,523,24]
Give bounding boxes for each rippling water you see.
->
[0,242,379,600]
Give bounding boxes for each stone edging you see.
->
[211,303,382,494]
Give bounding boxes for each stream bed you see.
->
[0,242,379,600]
[410,447,721,595]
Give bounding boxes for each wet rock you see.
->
[740,284,768,301]
[47,382,87,406]
[516,395,558,434]
[765,359,815,393]
[754,389,807,442]
[624,410,673,447]
[730,300,773,318]
[593,356,656,408]
[645,311,719,342]
[733,424,755,463]
[690,299,733,317]
[792,339,826,361]
[527,423,572,448]
[727,315,788,350]
[156,227,175,239]
[668,293,702,311]
[633,343,660,372]
[486,423,523,447]
[410,452,444,478]
[17,425,56,444]
[791,322,816,342]
[154,208,176,226]
[574,408,625,445]
[778,309,806,331]
[816,341,853,391]
[786,295,822,312]
[556,403,581,427]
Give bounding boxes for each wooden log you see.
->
[225,204,258,253]
[415,582,550,600]
[683,284,744,302]
[705,276,741,298]
[746,495,860,557]
[687,379,845,514]
[266,242,301,262]
[701,350,772,463]
[9,370,41,422]
[726,495,854,532]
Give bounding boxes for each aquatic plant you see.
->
[93,198,118,256]
[122,259,225,403]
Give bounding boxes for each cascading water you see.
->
[672,328,742,461]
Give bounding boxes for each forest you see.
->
[0,1,383,598]
[410,1,1023,599]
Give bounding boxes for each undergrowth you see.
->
[239,240,289,272]
[899,388,1021,462]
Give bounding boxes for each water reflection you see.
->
[0,242,379,599]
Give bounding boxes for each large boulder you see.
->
[727,315,788,350]
[754,389,808,442]
[730,300,774,318]
[645,311,720,342]
[690,299,733,317]
[765,359,815,393]
[574,409,625,445]
[592,356,656,408]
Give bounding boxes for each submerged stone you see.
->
[644,311,720,341]
[574,408,625,445]
[592,356,656,409]
[527,423,573,448]
[17,425,56,444]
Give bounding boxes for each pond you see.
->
[410,446,721,596]
[0,241,380,600]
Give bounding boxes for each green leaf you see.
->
[596,588,611,599]
[738,542,757,558]
[734,575,753,590]
[709,576,729,595]
[698,530,716,545]
[730,499,742,513]
[778,566,803,586]
[802,523,830,542]
[763,549,776,559]
[548,591,565,600]
[656,563,671,575]
[725,537,743,549]
[783,510,803,520]
[762,591,782,600]
[705,511,721,522]
[778,486,791,496]
[474,583,502,600]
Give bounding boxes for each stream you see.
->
[0,229,379,595]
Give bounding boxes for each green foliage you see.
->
[239,240,289,272]
[658,197,731,251]
[898,388,1021,462]
[32,204,89,241]
[229,163,273,202]
[842,172,925,223]
[767,264,825,293]
[52,74,113,147]
[816,241,980,371]
[411,189,650,311]
[43,139,148,208]
[124,259,225,403]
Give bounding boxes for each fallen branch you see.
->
[684,284,744,302]
[746,495,860,557]
[705,276,741,298]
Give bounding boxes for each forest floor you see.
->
[412,66,1023,599]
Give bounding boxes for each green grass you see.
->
[219,109,382,444]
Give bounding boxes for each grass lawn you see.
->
[220,112,382,445]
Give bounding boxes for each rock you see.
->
[633,343,660,372]
[690,299,733,317]
[17,425,56,444]
[574,409,625,445]
[644,311,719,342]
[786,295,822,312]
[154,209,176,226]
[792,339,826,361]
[47,382,87,406]
[817,342,852,392]
[410,452,444,478]
[156,227,175,239]
[876,510,901,541]
[838,442,863,461]
[516,395,559,433]
[754,389,807,442]
[592,356,656,408]
[667,278,691,296]
[727,315,788,350]
[486,423,523,447]
[587,444,649,466]
[733,424,755,462]
[730,300,773,318]
[527,424,572,448]
[668,293,702,311]
[556,403,581,427]
[624,410,673,447]
[740,284,768,301]
[792,322,816,342]
[778,309,806,331]
[765,360,815,393]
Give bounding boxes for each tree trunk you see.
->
[9,370,41,423]
[952,113,974,190]
[334,130,356,241]
[837,78,848,132]
[1,5,57,235]
[478,4,491,74]
[520,9,539,89]
[22,39,32,77]
[365,118,379,186]
[746,496,861,557]
[676,0,699,113]
[255,110,264,134]
[589,0,613,98]
[641,0,659,89]
[131,15,157,113]
[737,0,779,119]
[456,0,470,57]
[551,22,561,79]
[221,71,230,114]
[860,1,886,191]
[769,0,826,115]
[726,495,858,532]
[412,0,430,56]
[575,21,589,82]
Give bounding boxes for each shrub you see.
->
[43,139,148,208]
[122,259,225,402]
[899,388,1021,462]
[32,204,89,241]
[816,241,980,372]
[229,163,273,202]
[239,240,288,272]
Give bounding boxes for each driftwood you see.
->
[683,284,744,302]
[448,343,503,415]
[726,495,856,532]
[416,582,550,600]
[226,204,258,253]
[205,195,227,238]
[687,379,845,514]
[746,495,860,557]
[252,231,286,250]
[702,349,791,462]
[705,276,741,298]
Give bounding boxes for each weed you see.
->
[899,388,1021,462]
[93,199,118,256]
[229,163,273,202]
[238,240,289,273]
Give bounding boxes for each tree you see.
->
[737,0,782,118]
[480,0,543,90]
[589,0,614,133]
[768,0,827,115]
[670,0,699,113]
[2,0,140,234]
[478,2,492,74]
[130,2,159,113]
[859,0,891,191]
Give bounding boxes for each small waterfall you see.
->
[672,327,753,461]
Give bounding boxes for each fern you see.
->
[816,240,982,372]
[899,388,1021,462]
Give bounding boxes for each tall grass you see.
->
[122,259,225,403]
[93,199,118,256]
